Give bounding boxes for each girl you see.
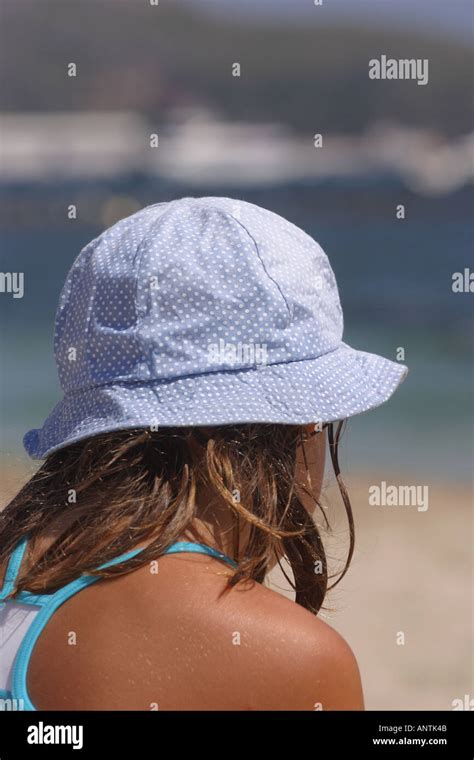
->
[0,197,407,710]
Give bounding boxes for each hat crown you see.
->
[54,197,343,393]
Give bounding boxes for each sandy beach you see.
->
[269,472,473,710]
[1,459,472,711]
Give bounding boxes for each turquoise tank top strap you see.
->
[0,536,29,605]
[162,541,237,568]
[97,541,237,569]
[3,537,236,710]
[2,537,236,600]
[3,539,236,610]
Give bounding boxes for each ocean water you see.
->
[1,182,472,480]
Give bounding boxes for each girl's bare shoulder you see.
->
[216,574,364,710]
[28,555,364,710]
[130,557,364,710]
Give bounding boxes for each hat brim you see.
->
[24,344,408,460]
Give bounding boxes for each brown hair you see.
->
[0,421,353,614]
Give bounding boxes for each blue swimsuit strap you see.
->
[0,536,29,603]
[2,537,236,710]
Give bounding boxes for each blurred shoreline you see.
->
[2,110,473,196]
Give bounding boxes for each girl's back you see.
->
[1,542,362,711]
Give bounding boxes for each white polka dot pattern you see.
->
[24,197,408,459]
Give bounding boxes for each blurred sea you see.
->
[1,179,473,481]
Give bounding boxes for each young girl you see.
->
[0,197,407,711]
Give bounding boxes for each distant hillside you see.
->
[0,1,472,136]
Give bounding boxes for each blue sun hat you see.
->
[24,197,408,459]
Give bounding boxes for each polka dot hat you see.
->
[24,196,408,459]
